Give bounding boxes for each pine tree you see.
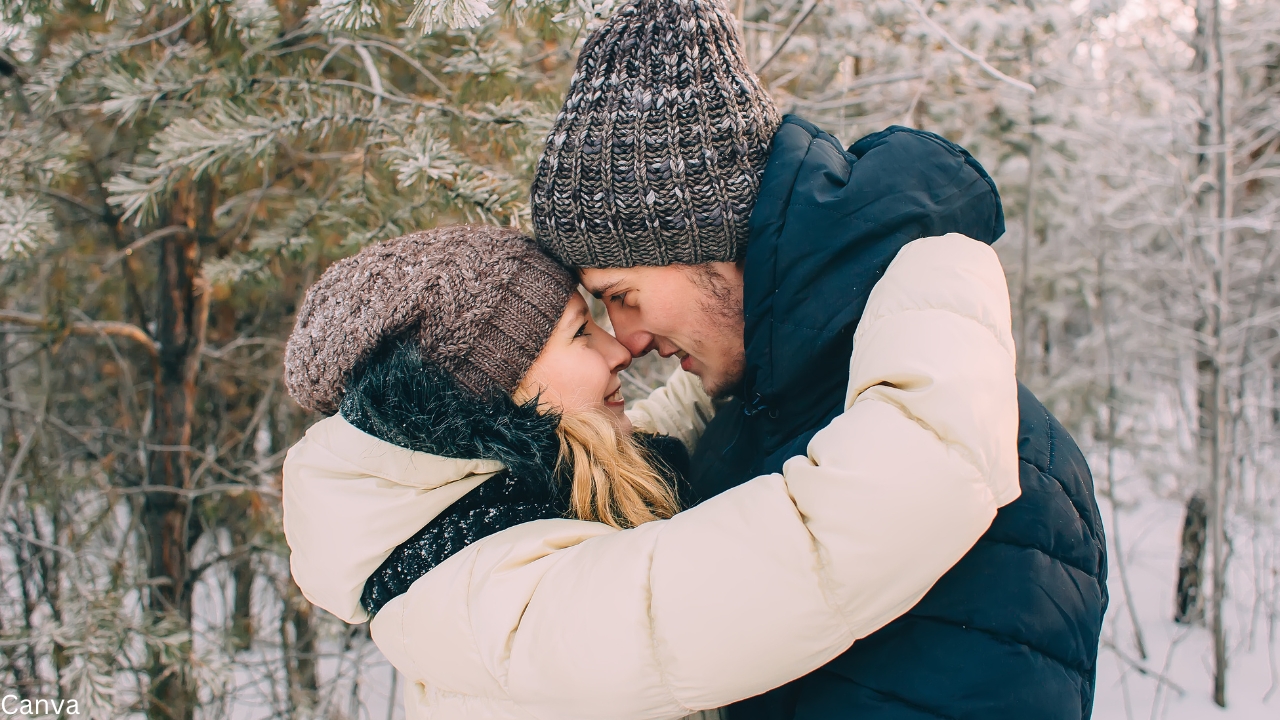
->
[0,1,602,716]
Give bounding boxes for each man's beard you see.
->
[700,340,746,400]
[687,265,746,400]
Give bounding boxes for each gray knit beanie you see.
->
[530,0,781,269]
[284,225,578,415]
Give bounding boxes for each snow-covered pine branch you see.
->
[0,193,53,259]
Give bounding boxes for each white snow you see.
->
[1094,495,1278,719]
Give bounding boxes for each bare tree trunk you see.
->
[10,509,41,695]
[1097,252,1148,659]
[1173,0,1215,641]
[228,530,255,653]
[1207,0,1232,706]
[143,213,208,720]
[283,579,319,715]
[1175,493,1208,623]
[1019,134,1038,372]
[1207,351,1229,709]
[1018,36,1039,374]
[0,334,34,694]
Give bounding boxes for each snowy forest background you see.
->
[0,0,1276,718]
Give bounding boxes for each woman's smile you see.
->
[605,386,624,406]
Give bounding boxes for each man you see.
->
[530,1,1108,719]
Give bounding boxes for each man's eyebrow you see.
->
[588,279,625,299]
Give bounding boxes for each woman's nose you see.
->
[600,332,633,372]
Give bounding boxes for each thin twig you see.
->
[1,528,76,557]
[54,3,209,92]
[899,0,1036,94]
[619,370,656,396]
[112,484,281,499]
[350,43,384,116]
[0,394,45,519]
[755,0,820,74]
[0,311,157,356]
[188,544,270,582]
[100,225,190,271]
[357,39,451,98]
[1102,639,1187,697]
[797,71,925,108]
[201,336,286,361]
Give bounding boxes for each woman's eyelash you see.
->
[574,322,589,338]
[610,292,627,304]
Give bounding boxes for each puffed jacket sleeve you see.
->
[370,234,1020,720]
[626,367,718,452]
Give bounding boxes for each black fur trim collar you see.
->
[338,338,561,486]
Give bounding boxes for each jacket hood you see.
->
[740,116,1005,462]
[284,340,562,623]
[340,338,561,483]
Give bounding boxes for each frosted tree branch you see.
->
[899,0,1036,94]
[408,0,495,31]
[755,0,819,73]
[0,310,159,355]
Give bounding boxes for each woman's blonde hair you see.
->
[556,410,682,529]
[514,388,680,529]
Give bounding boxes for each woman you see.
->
[282,225,1019,719]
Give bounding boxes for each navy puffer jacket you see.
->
[687,116,1109,720]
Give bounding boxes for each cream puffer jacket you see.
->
[283,234,1020,720]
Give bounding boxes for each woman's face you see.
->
[517,291,634,432]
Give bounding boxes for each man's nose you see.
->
[608,312,656,358]
[652,337,682,358]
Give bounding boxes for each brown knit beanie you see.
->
[530,0,782,269]
[284,226,578,415]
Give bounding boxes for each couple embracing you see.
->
[280,2,1107,719]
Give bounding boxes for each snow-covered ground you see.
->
[1094,495,1278,719]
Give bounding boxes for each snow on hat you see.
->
[531,0,781,268]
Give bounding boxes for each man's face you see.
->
[579,262,746,399]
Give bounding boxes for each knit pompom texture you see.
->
[531,0,782,269]
[284,226,578,415]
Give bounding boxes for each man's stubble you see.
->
[685,264,746,400]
